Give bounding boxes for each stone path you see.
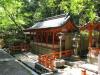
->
[14,52,52,75]
[0,49,35,75]
[0,48,98,75]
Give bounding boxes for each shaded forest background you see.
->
[0,0,100,46]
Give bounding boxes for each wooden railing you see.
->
[33,42,59,48]
[52,50,73,58]
[38,50,73,70]
[10,43,30,53]
[89,47,100,56]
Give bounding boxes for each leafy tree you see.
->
[21,0,40,27]
[59,0,99,48]
[0,0,27,47]
[0,0,99,48]
[0,0,25,32]
[32,0,63,22]
[59,0,97,25]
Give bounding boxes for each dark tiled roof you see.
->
[28,13,70,30]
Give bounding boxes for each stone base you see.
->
[53,59,65,68]
[71,55,80,61]
[87,53,98,64]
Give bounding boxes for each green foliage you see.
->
[0,0,99,31]
[46,0,56,8]
[70,0,84,15]
[33,8,43,21]
[59,0,97,25]
[59,0,69,12]
[0,0,24,31]
[0,0,99,47]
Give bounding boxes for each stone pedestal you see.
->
[53,59,65,68]
[71,55,80,61]
[98,53,100,75]
[87,50,98,64]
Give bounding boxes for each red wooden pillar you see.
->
[88,23,94,63]
[38,32,41,43]
[89,30,93,47]
[43,32,45,45]
[88,23,94,47]
[52,32,55,50]
[40,31,43,46]
[46,32,48,46]
[33,32,36,42]
[36,31,39,48]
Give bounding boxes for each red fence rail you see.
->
[39,50,73,70]
[10,43,30,53]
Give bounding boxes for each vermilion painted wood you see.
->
[10,43,30,52]
[80,22,100,57]
[80,22,100,31]
[24,19,76,33]
[38,50,73,69]
[52,32,55,50]
[23,18,77,70]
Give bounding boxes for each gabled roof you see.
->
[80,22,100,31]
[27,14,70,30]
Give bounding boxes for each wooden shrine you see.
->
[24,14,78,56]
[24,14,79,69]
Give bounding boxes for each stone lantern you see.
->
[72,33,80,57]
[58,32,64,59]
[53,32,65,68]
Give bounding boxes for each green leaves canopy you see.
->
[59,0,97,25]
[0,0,99,32]
[0,0,25,31]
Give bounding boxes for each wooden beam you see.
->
[40,32,43,46]
[88,23,94,47]
[89,30,93,47]
[52,32,55,50]
[46,32,48,47]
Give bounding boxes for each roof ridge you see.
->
[45,14,66,21]
[35,13,68,23]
